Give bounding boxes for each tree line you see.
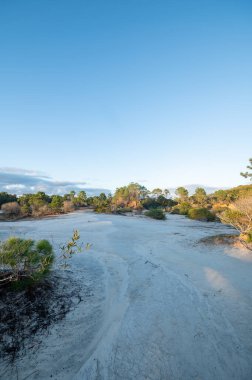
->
[0,158,251,244]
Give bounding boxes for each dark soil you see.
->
[0,272,83,364]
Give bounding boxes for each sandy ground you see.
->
[1,212,252,380]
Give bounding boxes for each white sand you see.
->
[1,212,252,380]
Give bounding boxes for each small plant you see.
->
[0,237,54,287]
[60,230,91,268]
[145,208,166,220]
[0,230,91,287]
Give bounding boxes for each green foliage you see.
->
[156,195,172,208]
[89,193,111,213]
[246,231,252,243]
[164,189,170,198]
[145,208,166,220]
[141,197,161,210]
[115,207,133,214]
[0,192,17,207]
[0,237,54,286]
[211,185,252,205]
[175,187,189,201]
[50,195,63,212]
[112,183,148,209]
[194,187,207,206]
[241,158,252,180]
[179,202,191,215]
[172,202,191,215]
[72,191,87,207]
[142,196,176,210]
[60,230,91,268]
[151,188,163,197]
[187,208,215,222]
[212,189,238,203]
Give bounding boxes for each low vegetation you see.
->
[145,208,166,220]
[187,208,215,222]
[0,230,84,289]
[0,238,54,288]
[219,197,252,247]
[0,230,86,362]
[0,157,251,247]
[0,190,88,219]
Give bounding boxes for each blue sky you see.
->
[0,0,251,193]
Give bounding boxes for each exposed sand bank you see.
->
[1,213,252,379]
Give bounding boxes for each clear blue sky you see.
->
[0,0,251,193]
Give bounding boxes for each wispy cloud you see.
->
[0,168,110,196]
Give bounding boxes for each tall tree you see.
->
[175,187,189,201]
[194,187,207,206]
[151,188,163,198]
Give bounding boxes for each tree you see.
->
[164,189,170,198]
[98,193,107,201]
[77,190,87,205]
[194,187,207,206]
[151,188,163,198]
[175,187,189,201]
[112,183,147,209]
[92,192,111,213]
[241,158,252,180]
[50,195,63,213]
[69,191,76,201]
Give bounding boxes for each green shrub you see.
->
[187,208,215,222]
[246,231,252,243]
[0,237,54,287]
[145,208,166,220]
[171,202,191,215]
[115,207,133,214]
[94,205,111,213]
[178,202,191,215]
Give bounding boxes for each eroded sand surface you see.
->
[1,212,252,380]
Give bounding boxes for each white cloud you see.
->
[0,168,110,196]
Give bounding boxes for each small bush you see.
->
[145,208,166,220]
[1,202,21,216]
[63,200,75,213]
[31,204,51,217]
[246,231,252,243]
[171,202,191,215]
[187,208,215,222]
[178,202,191,215]
[115,207,133,214]
[0,237,54,287]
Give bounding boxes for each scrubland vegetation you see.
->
[0,183,252,243]
[0,157,251,291]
